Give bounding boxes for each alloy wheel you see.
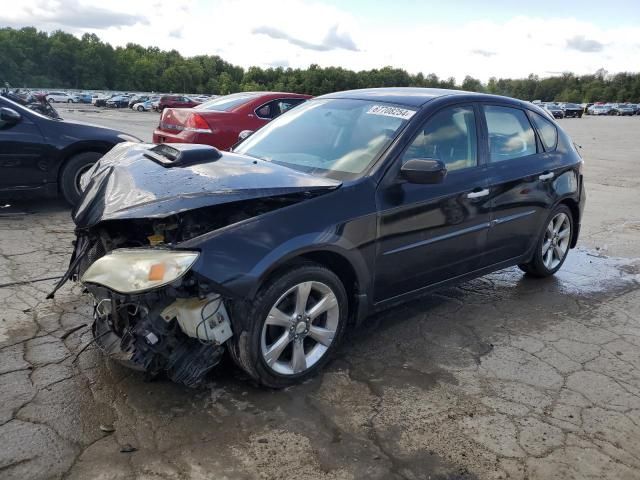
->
[542,212,571,270]
[260,281,339,376]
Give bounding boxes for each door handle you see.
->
[539,172,555,181]
[467,188,490,199]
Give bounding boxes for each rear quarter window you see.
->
[529,111,558,151]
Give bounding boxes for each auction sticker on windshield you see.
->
[366,105,416,120]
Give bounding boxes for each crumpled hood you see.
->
[73,142,341,229]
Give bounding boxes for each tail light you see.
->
[184,113,212,133]
[159,110,212,134]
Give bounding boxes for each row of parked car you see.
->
[94,93,212,111]
[36,90,213,112]
[539,103,584,119]
[585,103,639,116]
[535,101,640,119]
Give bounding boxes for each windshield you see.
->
[195,93,258,112]
[235,98,414,180]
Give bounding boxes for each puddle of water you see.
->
[537,247,639,295]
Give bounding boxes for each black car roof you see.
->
[318,87,525,108]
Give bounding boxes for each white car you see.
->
[588,105,612,116]
[46,92,78,103]
[132,100,154,111]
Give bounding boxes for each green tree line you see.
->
[2,27,640,102]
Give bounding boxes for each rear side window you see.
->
[529,111,558,151]
[255,101,277,119]
[484,105,537,163]
[255,98,307,119]
[277,98,306,115]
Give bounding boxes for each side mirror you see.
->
[238,130,254,142]
[400,158,447,184]
[0,107,21,128]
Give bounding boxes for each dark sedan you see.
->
[106,95,131,108]
[94,95,113,107]
[58,88,585,388]
[562,103,583,118]
[0,96,140,205]
[543,103,564,119]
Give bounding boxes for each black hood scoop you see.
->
[143,143,222,167]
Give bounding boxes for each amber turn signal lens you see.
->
[148,263,166,281]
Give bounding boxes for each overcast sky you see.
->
[4,0,640,81]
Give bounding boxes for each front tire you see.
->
[59,151,102,206]
[519,205,573,278]
[228,263,348,388]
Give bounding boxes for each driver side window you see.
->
[401,106,477,172]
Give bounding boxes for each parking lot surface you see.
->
[1,113,639,479]
[60,105,157,142]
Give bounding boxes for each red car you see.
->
[152,92,311,151]
[157,95,201,111]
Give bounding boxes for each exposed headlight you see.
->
[81,249,199,294]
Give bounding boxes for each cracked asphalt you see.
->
[1,113,640,479]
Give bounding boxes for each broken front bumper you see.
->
[87,283,234,387]
[49,238,238,387]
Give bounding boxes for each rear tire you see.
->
[137,105,144,111]
[519,205,573,278]
[228,262,348,388]
[59,151,102,206]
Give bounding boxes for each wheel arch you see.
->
[557,197,580,248]
[251,246,370,326]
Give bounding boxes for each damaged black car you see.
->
[55,88,585,388]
